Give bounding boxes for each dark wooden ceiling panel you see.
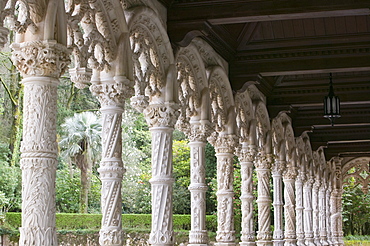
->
[166,0,370,160]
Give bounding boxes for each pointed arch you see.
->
[342,157,370,193]
[235,87,254,143]
[127,6,175,108]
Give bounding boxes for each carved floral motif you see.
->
[12,40,70,78]
[143,103,179,128]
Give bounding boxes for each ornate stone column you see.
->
[238,143,257,246]
[187,121,211,246]
[331,158,343,246]
[255,152,273,246]
[283,165,297,246]
[319,183,328,246]
[303,176,315,246]
[11,40,70,246]
[295,170,306,246]
[90,75,132,246]
[326,184,332,246]
[208,133,238,246]
[144,102,179,246]
[272,159,284,246]
[312,179,322,246]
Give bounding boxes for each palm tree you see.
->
[59,112,102,213]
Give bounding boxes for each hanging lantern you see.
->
[324,73,341,126]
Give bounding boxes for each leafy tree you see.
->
[342,178,370,235]
[59,112,102,213]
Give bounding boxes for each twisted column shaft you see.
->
[303,178,315,246]
[283,168,297,246]
[319,186,328,246]
[91,77,133,246]
[145,103,179,246]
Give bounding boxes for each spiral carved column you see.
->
[283,167,297,246]
[144,103,179,246]
[303,177,315,246]
[326,186,333,246]
[91,75,133,246]
[319,184,328,246]
[272,160,284,246]
[255,153,273,246]
[312,180,321,246]
[238,143,257,246]
[187,122,211,246]
[295,171,306,246]
[209,133,238,246]
[331,158,343,246]
[11,40,70,246]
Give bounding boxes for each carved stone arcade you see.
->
[0,1,354,246]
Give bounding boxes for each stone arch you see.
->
[126,6,175,109]
[342,157,370,193]
[254,101,271,152]
[175,41,209,128]
[208,65,235,134]
[235,87,254,144]
[296,135,306,175]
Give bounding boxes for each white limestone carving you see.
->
[303,177,315,246]
[11,38,70,246]
[144,103,179,246]
[331,158,344,246]
[187,122,212,246]
[283,165,297,246]
[91,80,130,246]
[238,144,257,246]
[312,179,321,246]
[12,40,70,78]
[272,160,284,246]
[208,133,238,246]
[319,184,328,246]
[255,152,273,246]
[295,169,306,246]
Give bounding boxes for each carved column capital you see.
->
[11,40,70,78]
[283,166,298,180]
[237,145,257,163]
[187,121,213,142]
[144,102,180,128]
[69,67,92,89]
[255,153,274,170]
[90,76,134,108]
[208,132,238,154]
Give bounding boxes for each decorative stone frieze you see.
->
[12,40,70,78]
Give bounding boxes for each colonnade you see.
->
[0,1,349,246]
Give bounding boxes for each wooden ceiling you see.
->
[161,0,370,160]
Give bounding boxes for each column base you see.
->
[188,244,209,246]
[256,240,273,246]
[240,242,257,246]
[297,239,307,246]
[272,239,285,246]
[215,243,236,246]
[305,239,316,246]
[284,239,297,246]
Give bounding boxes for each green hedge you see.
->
[4,213,218,232]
